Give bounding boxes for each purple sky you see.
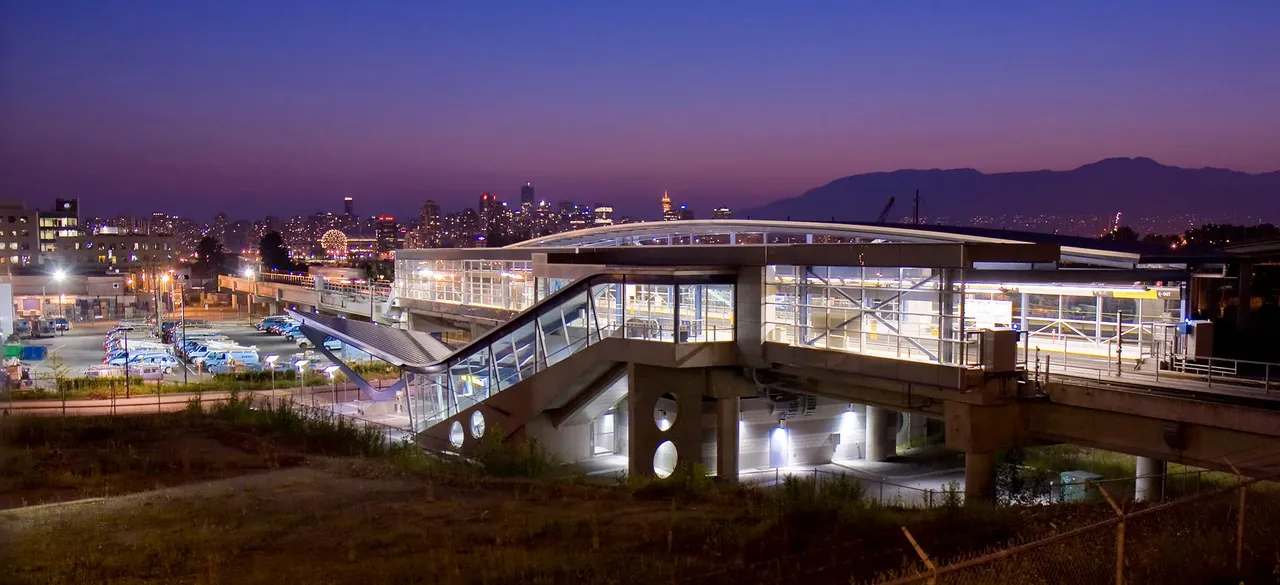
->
[2,1,1278,220]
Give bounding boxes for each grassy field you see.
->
[2,403,1278,585]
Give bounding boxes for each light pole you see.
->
[325,365,340,419]
[178,275,188,385]
[264,354,279,402]
[123,329,131,399]
[243,268,256,323]
[294,359,310,409]
[51,269,66,332]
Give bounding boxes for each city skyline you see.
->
[3,1,1279,219]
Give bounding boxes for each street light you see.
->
[50,269,67,326]
[244,268,256,280]
[325,365,341,418]
[264,354,280,400]
[294,359,310,408]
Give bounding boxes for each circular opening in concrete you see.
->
[470,410,486,439]
[653,440,677,479]
[449,421,465,448]
[653,398,676,431]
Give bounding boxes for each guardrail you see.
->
[1160,354,1275,393]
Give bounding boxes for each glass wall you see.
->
[763,265,967,365]
[964,283,1181,361]
[394,258,535,312]
[404,276,736,433]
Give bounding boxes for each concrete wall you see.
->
[702,397,858,474]
[524,413,593,463]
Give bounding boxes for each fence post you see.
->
[901,526,937,585]
[1226,459,1246,574]
[1095,483,1125,585]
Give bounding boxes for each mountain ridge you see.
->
[740,158,1280,222]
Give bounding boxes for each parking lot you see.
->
[21,319,332,379]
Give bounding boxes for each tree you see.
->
[259,231,296,273]
[994,447,1055,505]
[1100,225,1140,244]
[195,236,225,276]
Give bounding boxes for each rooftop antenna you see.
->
[913,190,921,225]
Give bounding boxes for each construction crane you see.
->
[875,196,896,224]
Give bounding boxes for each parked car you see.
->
[297,336,342,351]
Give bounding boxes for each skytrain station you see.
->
[223,219,1280,503]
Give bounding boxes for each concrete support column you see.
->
[897,413,928,450]
[964,452,998,504]
[715,396,740,482]
[865,405,897,461]
[1135,456,1167,503]
[267,300,280,315]
[470,322,489,340]
[1237,261,1254,329]
[734,266,768,368]
[626,364,706,479]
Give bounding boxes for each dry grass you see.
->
[4,412,1277,584]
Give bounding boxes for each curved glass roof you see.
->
[507,219,1144,268]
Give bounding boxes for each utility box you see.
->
[1185,320,1214,359]
[980,328,1018,373]
[1060,471,1104,502]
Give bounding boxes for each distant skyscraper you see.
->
[712,207,733,220]
[420,200,442,248]
[677,204,694,221]
[375,215,398,253]
[520,182,535,208]
[593,205,614,227]
[343,197,354,216]
[660,190,673,220]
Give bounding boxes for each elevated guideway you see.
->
[221,274,392,321]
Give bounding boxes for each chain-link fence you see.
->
[739,467,962,508]
[873,475,1280,585]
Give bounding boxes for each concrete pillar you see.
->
[1135,456,1167,503]
[626,364,705,479]
[1237,261,1254,329]
[734,266,768,368]
[897,413,928,450]
[715,396,740,482]
[964,452,998,504]
[267,300,280,315]
[865,406,897,461]
[470,322,488,339]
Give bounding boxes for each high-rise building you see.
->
[712,207,733,220]
[677,204,694,221]
[660,190,674,221]
[210,212,228,244]
[444,208,480,248]
[420,200,442,248]
[343,197,354,217]
[520,182,535,208]
[593,205,614,227]
[478,192,500,231]
[375,215,398,254]
[38,198,80,259]
[0,200,40,266]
